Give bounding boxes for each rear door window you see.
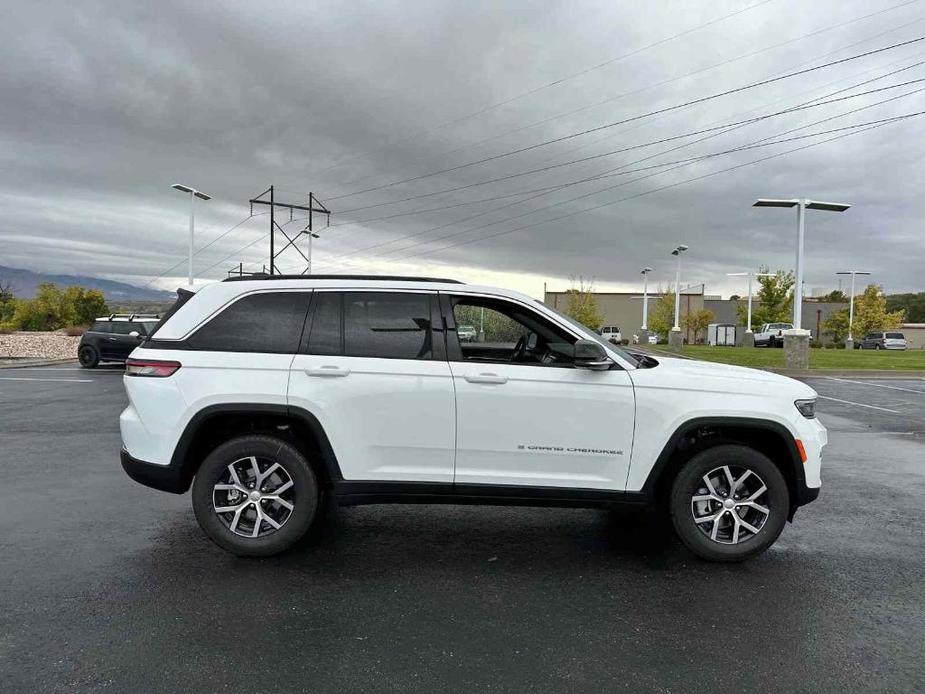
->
[305,291,435,360]
[188,292,311,353]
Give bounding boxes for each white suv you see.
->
[120,275,825,562]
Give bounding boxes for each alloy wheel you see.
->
[212,456,295,538]
[690,465,770,545]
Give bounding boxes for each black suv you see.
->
[78,314,160,368]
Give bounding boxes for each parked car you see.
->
[457,324,477,342]
[754,322,793,348]
[78,314,161,368]
[119,275,824,562]
[600,325,622,343]
[857,331,907,350]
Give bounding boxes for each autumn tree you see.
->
[563,277,603,331]
[647,290,677,339]
[682,308,715,344]
[822,284,904,343]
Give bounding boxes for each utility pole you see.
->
[248,186,331,275]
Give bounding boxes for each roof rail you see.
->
[106,313,162,320]
[222,274,463,284]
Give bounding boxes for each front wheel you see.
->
[192,435,319,557]
[669,445,789,562]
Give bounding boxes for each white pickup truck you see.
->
[754,323,793,348]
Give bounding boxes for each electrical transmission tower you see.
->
[234,185,331,276]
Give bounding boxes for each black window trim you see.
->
[301,288,444,362]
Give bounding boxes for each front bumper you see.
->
[121,447,188,494]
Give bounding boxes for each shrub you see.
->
[8,283,108,332]
[0,323,14,335]
[63,325,87,336]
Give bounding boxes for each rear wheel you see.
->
[669,445,789,562]
[192,435,319,557]
[78,345,99,368]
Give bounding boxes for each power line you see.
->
[318,83,925,269]
[336,75,925,214]
[386,116,920,262]
[144,212,266,287]
[300,0,778,182]
[325,34,925,202]
[321,0,922,197]
[322,49,925,235]
[316,63,925,267]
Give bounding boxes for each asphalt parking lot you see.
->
[1,365,923,693]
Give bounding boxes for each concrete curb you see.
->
[0,358,79,369]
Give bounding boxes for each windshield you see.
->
[542,304,637,365]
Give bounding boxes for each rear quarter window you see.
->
[187,292,311,353]
[90,321,111,333]
[886,333,904,339]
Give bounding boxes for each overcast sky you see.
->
[2,0,924,298]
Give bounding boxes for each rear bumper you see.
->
[121,447,187,494]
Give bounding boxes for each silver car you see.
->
[857,331,907,350]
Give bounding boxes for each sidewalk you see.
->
[0,358,78,369]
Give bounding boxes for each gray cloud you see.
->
[1,0,923,297]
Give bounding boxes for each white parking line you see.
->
[820,376,925,395]
[0,377,94,383]
[817,395,900,414]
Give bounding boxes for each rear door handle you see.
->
[464,372,508,384]
[306,366,351,378]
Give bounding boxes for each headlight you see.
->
[795,398,816,418]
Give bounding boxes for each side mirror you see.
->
[574,339,613,371]
[129,331,140,338]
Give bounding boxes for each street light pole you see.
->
[726,271,775,334]
[753,197,849,367]
[172,183,212,287]
[303,228,321,275]
[836,270,871,348]
[669,245,688,349]
[640,267,653,330]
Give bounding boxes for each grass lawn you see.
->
[648,344,925,371]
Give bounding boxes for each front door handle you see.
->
[306,365,351,378]
[464,372,508,384]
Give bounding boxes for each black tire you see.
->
[669,444,789,562]
[78,345,99,368]
[767,337,776,348]
[192,435,319,557]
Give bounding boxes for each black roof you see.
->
[222,274,462,284]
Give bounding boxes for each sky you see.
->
[2,0,924,299]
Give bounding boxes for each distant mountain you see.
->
[0,265,174,301]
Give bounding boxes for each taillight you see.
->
[125,358,181,377]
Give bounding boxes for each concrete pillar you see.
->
[845,338,854,351]
[742,331,755,348]
[668,328,684,350]
[637,328,650,345]
[783,329,811,370]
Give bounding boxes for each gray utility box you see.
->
[707,323,737,346]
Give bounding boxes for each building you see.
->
[544,285,705,343]
[900,324,925,349]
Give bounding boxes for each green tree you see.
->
[0,280,15,325]
[853,284,905,336]
[563,278,603,331]
[821,309,850,343]
[647,290,676,338]
[9,282,109,331]
[818,289,848,303]
[822,284,904,344]
[886,292,925,322]
[682,308,715,344]
[736,267,794,330]
[65,286,108,325]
